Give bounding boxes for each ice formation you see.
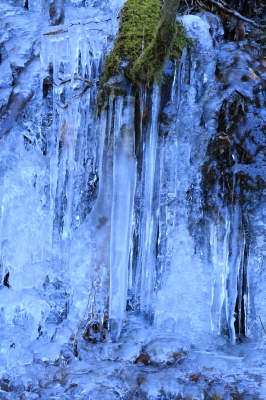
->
[0,0,266,397]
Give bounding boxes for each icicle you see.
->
[41,19,109,246]
[109,93,136,338]
[210,218,230,334]
[134,85,161,315]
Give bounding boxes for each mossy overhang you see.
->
[102,0,190,86]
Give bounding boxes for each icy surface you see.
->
[0,1,266,398]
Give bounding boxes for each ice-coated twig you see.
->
[70,18,111,27]
[43,17,112,37]
[70,83,93,99]
[55,102,68,109]
[259,315,266,334]
[59,76,93,86]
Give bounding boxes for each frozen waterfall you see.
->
[0,0,266,398]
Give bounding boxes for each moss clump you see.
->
[130,0,191,85]
[102,0,191,86]
[102,0,162,81]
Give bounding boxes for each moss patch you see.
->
[171,23,192,60]
[102,0,162,82]
[131,21,189,85]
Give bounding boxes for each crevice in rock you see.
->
[3,272,10,288]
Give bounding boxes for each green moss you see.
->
[102,0,162,81]
[102,0,192,86]
[171,23,193,60]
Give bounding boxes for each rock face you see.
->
[0,0,266,397]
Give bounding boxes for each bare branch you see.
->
[207,0,266,30]
[182,0,198,14]
[55,79,94,109]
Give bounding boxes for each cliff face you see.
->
[0,0,266,397]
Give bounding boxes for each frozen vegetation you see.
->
[0,0,266,398]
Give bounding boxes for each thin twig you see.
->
[84,28,110,34]
[76,297,92,339]
[196,0,211,11]
[183,0,198,14]
[259,315,266,334]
